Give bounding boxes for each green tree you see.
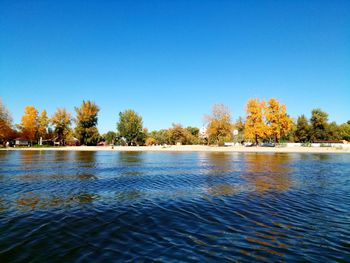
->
[103,131,117,145]
[205,104,233,145]
[150,129,170,145]
[234,117,245,143]
[0,98,13,144]
[75,100,100,145]
[339,123,350,141]
[310,108,329,141]
[294,115,310,142]
[326,122,341,140]
[117,109,143,146]
[51,108,72,145]
[185,126,199,144]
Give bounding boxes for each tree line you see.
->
[0,97,349,146]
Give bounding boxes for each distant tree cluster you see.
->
[294,109,350,142]
[0,96,349,147]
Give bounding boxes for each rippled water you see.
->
[0,151,350,262]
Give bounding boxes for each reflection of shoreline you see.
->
[1,145,349,153]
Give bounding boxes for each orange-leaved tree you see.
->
[265,98,293,143]
[18,106,39,143]
[0,98,14,144]
[205,103,233,145]
[244,99,268,144]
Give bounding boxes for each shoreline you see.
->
[1,145,349,153]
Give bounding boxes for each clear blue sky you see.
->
[1,0,349,133]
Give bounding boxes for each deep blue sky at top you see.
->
[1,0,349,132]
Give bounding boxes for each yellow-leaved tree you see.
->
[51,108,72,145]
[205,104,233,145]
[244,99,268,144]
[265,98,293,143]
[38,110,49,139]
[19,106,39,143]
[0,98,13,144]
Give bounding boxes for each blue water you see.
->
[0,151,349,262]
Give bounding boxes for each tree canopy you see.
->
[0,99,13,144]
[18,106,39,142]
[117,110,143,146]
[51,108,72,145]
[205,104,233,145]
[75,100,100,145]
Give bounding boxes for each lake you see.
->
[0,150,349,262]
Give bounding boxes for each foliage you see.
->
[205,104,233,145]
[338,123,350,141]
[51,108,72,144]
[117,109,143,146]
[326,122,341,140]
[0,98,14,144]
[185,126,200,145]
[103,131,117,145]
[150,129,170,145]
[301,141,311,147]
[18,106,39,142]
[294,115,310,142]
[310,108,328,141]
[75,100,100,145]
[136,128,148,146]
[244,99,267,144]
[168,123,188,145]
[145,137,156,146]
[265,98,293,143]
[38,110,49,139]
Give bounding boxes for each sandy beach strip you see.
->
[1,145,349,153]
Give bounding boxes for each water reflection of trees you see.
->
[201,153,244,196]
[74,151,97,167]
[198,152,238,176]
[242,153,293,193]
[15,192,100,212]
[118,152,144,165]
[20,150,38,165]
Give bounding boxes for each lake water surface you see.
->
[0,151,349,262]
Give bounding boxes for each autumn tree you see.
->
[294,115,310,142]
[145,137,156,146]
[205,104,233,145]
[244,99,267,144]
[117,109,143,146]
[75,100,100,145]
[38,110,49,139]
[265,98,293,143]
[168,123,188,145]
[0,98,14,144]
[18,106,39,143]
[310,108,329,141]
[51,108,72,145]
